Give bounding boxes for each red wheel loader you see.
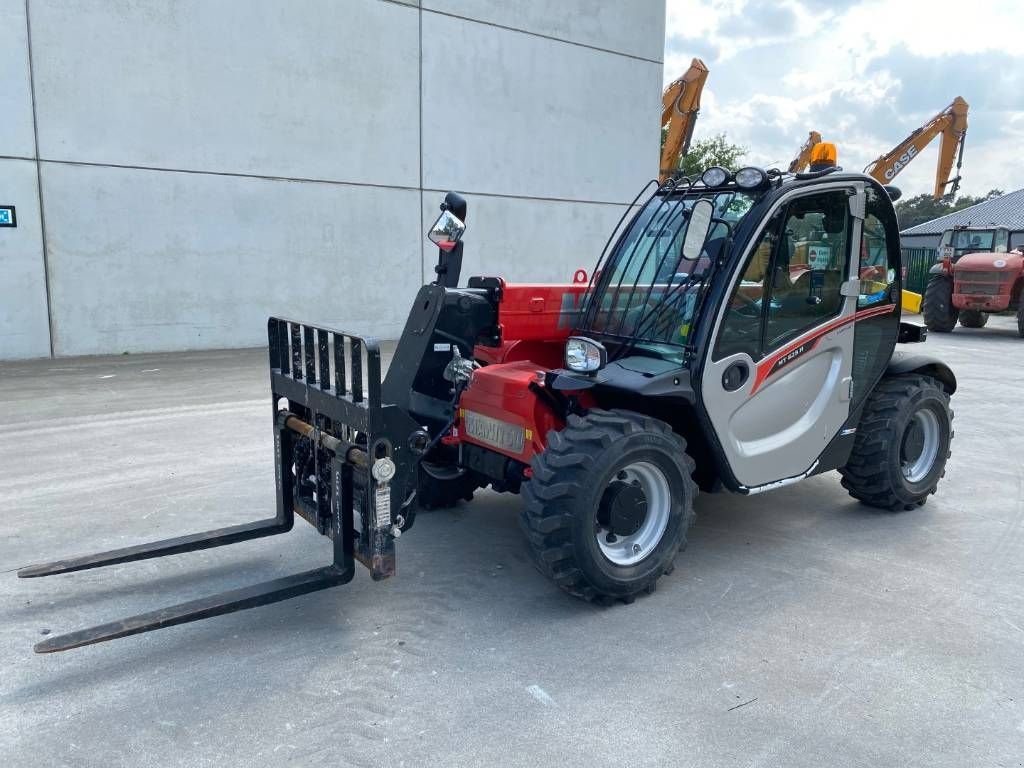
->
[20,156,956,653]
[922,225,1024,335]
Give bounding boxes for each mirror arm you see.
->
[434,240,464,289]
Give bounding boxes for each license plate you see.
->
[463,410,525,454]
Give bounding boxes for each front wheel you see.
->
[959,309,988,328]
[1017,302,1024,338]
[840,375,953,511]
[923,276,958,333]
[521,410,697,603]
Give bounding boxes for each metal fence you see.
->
[901,247,936,294]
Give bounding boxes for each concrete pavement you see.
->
[2,319,1023,767]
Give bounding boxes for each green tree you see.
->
[894,188,1003,230]
[676,133,747,177]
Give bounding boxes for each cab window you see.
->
[714,210,783,360]
[714,189,851,359]
[857,186,898,308]
[953,230,994,252]
[762,190,850,349]
[850,185,900,406]
[995,228,1010,252]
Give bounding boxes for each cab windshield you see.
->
[952,229,995,253]
[577,189,756,361]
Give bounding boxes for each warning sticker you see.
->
[807,245,831,270]
[374,485,391,528]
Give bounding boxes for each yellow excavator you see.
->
[863,96,969,200]
[788,130,823,173]
[660,58,710,183]
[790,97,968,201]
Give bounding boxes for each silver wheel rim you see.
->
[901,408,941,483]
[596,461,671,567]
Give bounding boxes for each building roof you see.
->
[900,187,1024,235]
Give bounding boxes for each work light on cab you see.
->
[734,166,768,190]
[700,166,730,187]
[565,336,607,374]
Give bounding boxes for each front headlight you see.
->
[565,336,607,374]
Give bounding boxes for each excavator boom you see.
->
[863,96,969,199]
[660,58,709,182]
[789,130,823,173]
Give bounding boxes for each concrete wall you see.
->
[0,0,664,359]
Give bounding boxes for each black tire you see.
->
[1017,302,1024,338]
[520,409,697,603]
[958,309,988,328]
[840,375,953,511]
[415,461,480,510]
[922,276,958,333]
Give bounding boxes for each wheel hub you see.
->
[902,421,925,463]
[595,461,671,567]
[598,480,647,538]
[901,408,941,483]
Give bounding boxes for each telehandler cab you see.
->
[20,154,956,653]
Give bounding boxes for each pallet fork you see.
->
[19,317,422,653]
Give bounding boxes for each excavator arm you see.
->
[660,58,709,183]
[788,130,823,173]
[863,96,969,199]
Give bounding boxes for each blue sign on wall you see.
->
[0,206,15,227]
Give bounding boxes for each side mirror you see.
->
[681,199,714,261]
[427,210,466,253]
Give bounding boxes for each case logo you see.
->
[883,146,917,180]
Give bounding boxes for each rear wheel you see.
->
[959,309,988,328]
[1017,302,1024,338]
[521,409,697,603]
[840,375,953,511]
[923,276,958,333]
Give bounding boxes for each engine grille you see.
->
[955,271,1010,296]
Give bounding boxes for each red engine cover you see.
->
[457,273,597,464]
[473,276,589,369]
[454,361,563,463]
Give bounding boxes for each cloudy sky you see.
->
[663,0,1024,199]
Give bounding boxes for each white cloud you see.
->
[664,0,1024,197]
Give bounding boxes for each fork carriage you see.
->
[20,317,423,653]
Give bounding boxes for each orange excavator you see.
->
[660,58,710,182]
[863,96,969,200]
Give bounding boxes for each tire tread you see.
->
[520,409,697,603]
[923,276,957,333]
[839,375,953,511]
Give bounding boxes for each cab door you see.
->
[700,183,865,490]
